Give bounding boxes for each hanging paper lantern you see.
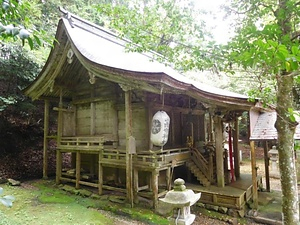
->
[150,111,170,147]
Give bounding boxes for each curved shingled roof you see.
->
[24,8,256,110]
[250,111,300,140]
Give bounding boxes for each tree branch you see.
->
[291,30,300,41]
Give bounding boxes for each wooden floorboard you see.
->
[187,183,245,197]
[185,173,261,210]
[229,174,254,190]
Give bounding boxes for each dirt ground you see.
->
[238,143,282,191]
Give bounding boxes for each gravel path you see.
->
[104,210,262,225]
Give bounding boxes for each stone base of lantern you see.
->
[168,214,196,225]
[269,171,280,179]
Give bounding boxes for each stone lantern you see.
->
[159,178,201,225]
[268,146,279,177]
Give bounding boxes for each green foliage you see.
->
[96,0,216,71]
[0,44,41,114]
[222,1,300,223]
[0,0,51,49]
[222,0,300,105]
[0,44,43,156]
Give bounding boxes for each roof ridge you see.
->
[59,7,122,40]
[58,7,165,63]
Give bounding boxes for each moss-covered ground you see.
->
[0,179,168,225]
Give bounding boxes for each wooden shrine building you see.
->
[24,8,261,213]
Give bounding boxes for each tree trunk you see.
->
[275,74,299,224]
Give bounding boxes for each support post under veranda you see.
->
[125,89,134,207]
[250,141,258,211]
[214,115,225,187]
[43,99,50,179]
[233,117,240,179]
[264,141,270,192]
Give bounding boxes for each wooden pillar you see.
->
[125,89,133,206]
[56,89,63,184]
[233,117,240,178]
[166,167,171,190]
[148,107,153,149]
[171,111,175,146]
[112,102,119,148]
[89,91,95,173]
[90,87,95,135]
[55,150,62,184]
[98,152,103,195]
[250,141,258,210]
[199,114,206,142]
[264,141,270,192]
[228,125,235,182]
[57,88,63,140]
[43,100,50,179]
[224,149,230,184]
[209,114,214,142]
[214,115,224,187]
[75,152,81,189]
[133,168,139,204]
[180,112,184,143]
[209,151,214,182]
[152,170,159,209]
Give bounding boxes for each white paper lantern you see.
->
[150,111,170,147]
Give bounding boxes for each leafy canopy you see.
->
[222,0,300,105]
[0,0,52,49]
[96,0,219,71]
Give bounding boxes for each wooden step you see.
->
[186,160,210,187]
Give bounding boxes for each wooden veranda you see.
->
[188,174,262,215]
[54,134,260,213]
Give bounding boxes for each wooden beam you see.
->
[43,100,50,179]
[86,65,161,94]
[264,141,270,192]
[150,102,205,115]
[214,115,224,187]
[32,41,71,100]
[72,96,116,105]
[250,141,258,210]
[233,117,240,178]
